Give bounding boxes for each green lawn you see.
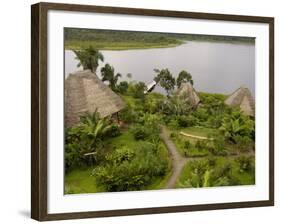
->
[65,167,105,194]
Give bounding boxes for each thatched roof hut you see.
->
[65,70,126,127]
[225,86,255,116]
[177,82,200,107]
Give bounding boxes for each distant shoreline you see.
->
[65,28,254,51]
[65,39,254,51]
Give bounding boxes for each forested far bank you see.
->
[64,28,255,50]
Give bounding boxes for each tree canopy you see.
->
[74,46,104,73]
[100,63,122,91]
[176,70,194,88]
[154,68,175,96]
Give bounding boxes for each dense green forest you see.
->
[64,28,255,50]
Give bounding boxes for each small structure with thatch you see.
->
[65,70,126,127]
[224,86,255,117]
[176,82,200,107]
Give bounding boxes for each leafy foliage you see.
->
[177,115,198,127]
[176,70,194,88]
[65,111,113,172]
[154,68,175,96]
[219,109,255,143]
[160,95,192,116]
[127,82,147,99]
[100,63,122,91]
[93,142,169,191]
[116,81,129,94]
[235,156,254,173]
[74,46,104,72]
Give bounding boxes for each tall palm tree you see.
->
[100,63,122,91]
[74,46,104,73]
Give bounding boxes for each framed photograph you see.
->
[31,2,274,221]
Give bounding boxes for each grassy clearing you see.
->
[65,167,105,194]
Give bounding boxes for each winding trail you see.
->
[160,126,255,189]
[160,126,188,189]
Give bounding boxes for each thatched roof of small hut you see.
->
[65,70,126,127]
[224,86,255,116]
[177,82,200,107]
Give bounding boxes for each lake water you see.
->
[65,41,255,96]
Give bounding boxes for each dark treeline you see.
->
[65,28,255,44]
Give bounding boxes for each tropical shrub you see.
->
[93,142,169,191]
[143,92,165,114]
[193,107,208,123]
[195,140,208,151]
[212,163,239,186]
[233,135,253,152]
[106,124,121,137]
[177,115,198,127]
[178,160,210,188]
[184,140,191,150]
[219,109,255,143]
[65,111,113,172]
[127,82,147,99]
[235,156,253,173]
[119,107,138,123]
[210,135,227,156]
[160,95,192,116]
[132,125,149,140]
[117,81,129,94]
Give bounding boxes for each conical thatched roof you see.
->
[177,82,200,107]
[225,86,255,116]
[65,70,126,127]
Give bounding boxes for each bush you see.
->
[64,111,111,172]
[117,81,129,94]
[193,108,208,123]
[170,132,177,138]
[184,140,191,149]
[177,115,197,127]
[143,92,165,114]
[106,146,135,164]
[210,135,227,156]
[236,156,253,173]
[195,140,208,151]
[132,125,149,140]
[107,124,121,137]
[233,135,253,152]
[93,142,169,191]
[127,82,147,99]
[119,107,138,123]
[207,157,217,167]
